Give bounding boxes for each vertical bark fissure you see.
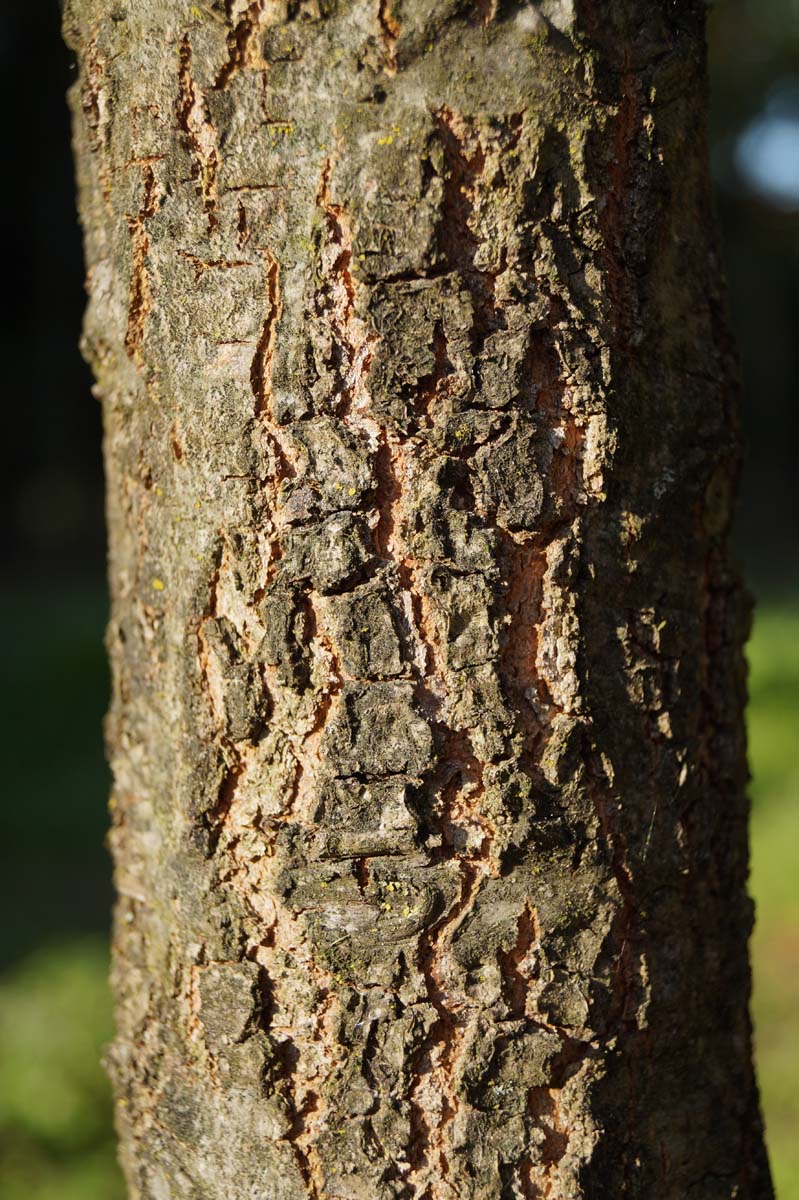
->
[377,0,400,73]
[215,0,268,91]
[124,162,159,365]
[177,34,220,233]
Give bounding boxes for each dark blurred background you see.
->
[0,3,796,1196]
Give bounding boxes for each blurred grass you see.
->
[0,941,123,1200]
[748,605,799,1199]
[0,594,795,1197]
[0,582,121,1199]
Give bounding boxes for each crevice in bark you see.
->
[250,249,282,416]
[124,164,159,365]
[236,199,250,249]
[498,900,539,1018]
[285,595,345,825]
[404,733,495,1197]
[206,761,247,854]
[434,107,504,360]
[377,0,400,73]
[411,319,454,434]
[179,250,254,282]
[215,0,268,90]
[474,0,498,25]
[81,33,115,208]
[177,35,220,233]
[314,158,378,426]
[499,535,548,735]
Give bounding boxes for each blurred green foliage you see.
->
[0,586,111,969]
[0,942,123,1200]
[708,1,799,592]
[748,608,799,1199]
[0,584,121,1196]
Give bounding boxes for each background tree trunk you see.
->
[65,0,772,1196]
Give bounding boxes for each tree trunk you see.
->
[65,1,772,1196]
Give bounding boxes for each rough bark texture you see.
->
[66,1,772,1196]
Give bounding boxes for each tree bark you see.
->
[66,1,772,1196]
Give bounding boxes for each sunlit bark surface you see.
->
[66,0,772,1195]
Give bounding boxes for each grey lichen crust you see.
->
[66,0,772,1197]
